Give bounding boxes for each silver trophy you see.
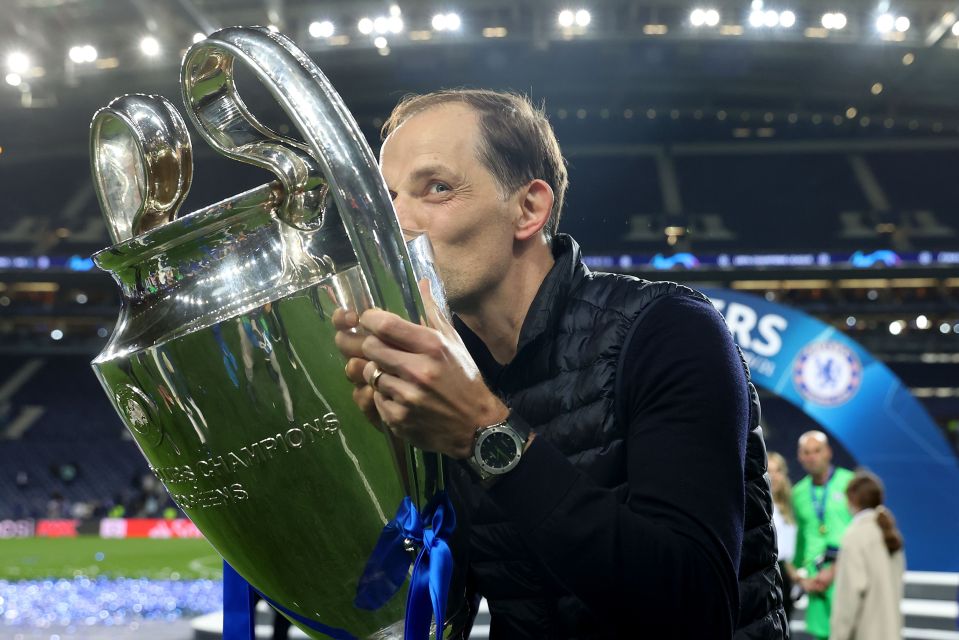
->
[89,27,463,639]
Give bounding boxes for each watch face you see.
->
[480,431,519,470]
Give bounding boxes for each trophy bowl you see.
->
[89,26,465,639]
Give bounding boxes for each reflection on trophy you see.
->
[89,26,464,639]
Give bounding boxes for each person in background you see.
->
[829,471,905,640]
[768,451,797,621]
[791,430,854,640]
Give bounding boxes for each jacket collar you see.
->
[514,233,586,353]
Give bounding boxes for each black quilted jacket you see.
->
[449,235,787,638]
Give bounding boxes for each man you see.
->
[790,430,854,640]
[334,90,786,638]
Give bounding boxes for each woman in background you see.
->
[829,471,905,640]
[768,451,798,622]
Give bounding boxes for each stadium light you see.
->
[388,16,404,33]
[876,13,895,33]
[704,9,720,26]
[432,13,461,31]
[916,314,930,330]
[373,36,388,49]
[941,322,952,334]
[558,10,575,28]
[6,51,30,74]
[69,45,97,64]
[953,21,959,36]
[358,17,374,34]
[373,16,389,34]
[139,36,160,56]
[575,9,591,26]
[747,7,795,29]
[895,16,910,32]
[50,329,64,341]
[691,9,706,26]
[309,20,335,38]
[5,72,21,87]
[888,320,905,335]
[822,12,847,30]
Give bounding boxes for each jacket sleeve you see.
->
[486,294,747,635]
[829,529,868,640]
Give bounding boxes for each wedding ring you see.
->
[370,366,385,391]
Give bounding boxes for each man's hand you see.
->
[800,564,835,594]
[333,309,383,430]
[810,564,835,591]
[333,281,509,458]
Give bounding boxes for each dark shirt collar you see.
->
[454,234,585,382]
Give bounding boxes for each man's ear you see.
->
[514,179,554,241]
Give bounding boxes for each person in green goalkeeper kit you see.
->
[789,430,854,640]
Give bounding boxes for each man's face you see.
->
[797,436,832,476]
[379,103,520,313]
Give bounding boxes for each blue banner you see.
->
[701,288,959,571]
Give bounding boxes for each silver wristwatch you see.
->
[466,417,529,481]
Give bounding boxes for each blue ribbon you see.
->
[354,498,421,611]
[222,492,456,640]
[222,562,254,640]
[354,492,457,640]
[405,493,456,640]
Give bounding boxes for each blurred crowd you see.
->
[13,467,183,521]
[770,431,905,640]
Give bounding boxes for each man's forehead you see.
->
[382,103,480,161]
[799,431,829,448]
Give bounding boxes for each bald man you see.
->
[790,430,854,640]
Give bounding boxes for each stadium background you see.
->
[0,0,957,638]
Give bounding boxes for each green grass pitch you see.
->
[0,537,223,581]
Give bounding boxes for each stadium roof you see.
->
[4,0,959,154]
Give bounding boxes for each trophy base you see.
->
[193,612,469,639]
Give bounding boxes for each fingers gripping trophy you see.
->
[88,27,465,640]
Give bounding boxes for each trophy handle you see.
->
[89,94,193,244]
[181,26,426,328]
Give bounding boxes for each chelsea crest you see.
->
[793,341,863,407]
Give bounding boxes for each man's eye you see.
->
[428,182,451,194]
